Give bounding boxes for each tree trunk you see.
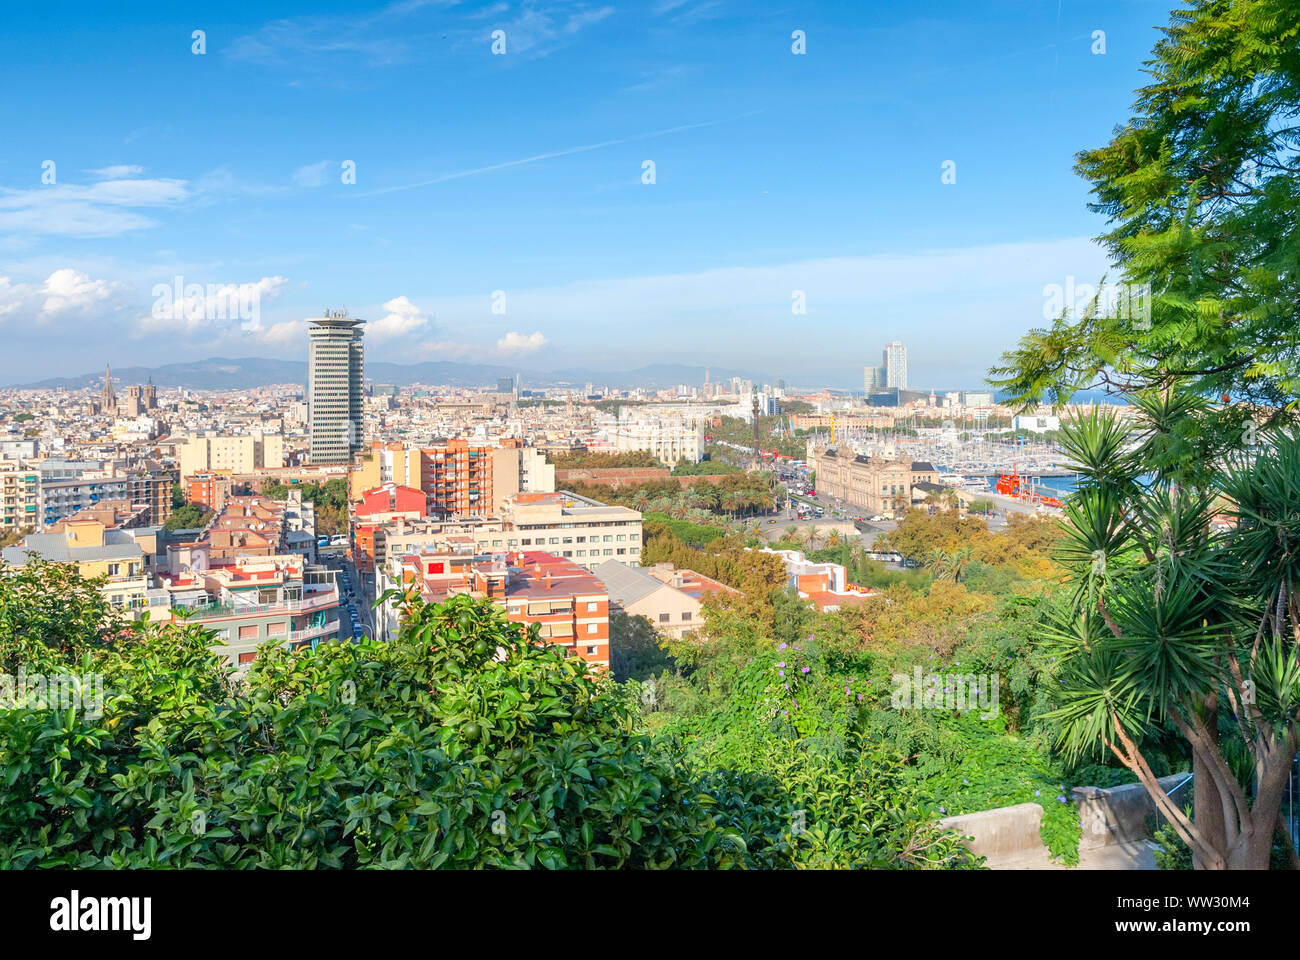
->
[1192,698,1227,869]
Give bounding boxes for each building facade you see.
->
[884,341,908,390]
[811,447,937,515]
[308,313,365,465]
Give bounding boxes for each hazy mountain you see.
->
[5,357,767,392]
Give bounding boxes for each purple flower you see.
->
[778,661,786,668]
[1057,795,1067,803]
[778,643,788,650]
[1034,790,1041,797]
[801,666,810,674]
[779,670,785,677]
[792,699,798,708]
[962,778,969,784]
[939,806,946,814]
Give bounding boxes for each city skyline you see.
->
[1,0,1147,386]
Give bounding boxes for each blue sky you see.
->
[0,0,1175,387]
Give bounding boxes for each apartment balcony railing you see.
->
[171,587,339,621]
[289,620,339,643]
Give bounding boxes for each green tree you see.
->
[165,503,211,530]
[991,0,1300,427]
[1042,404,1300,869]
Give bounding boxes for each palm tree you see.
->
[825,529,842,550]
[1044,399,1300,870]
[803,526,822,551]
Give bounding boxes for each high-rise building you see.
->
[307,312,365,465]
[884,341,908,390]
[863,364,885,394]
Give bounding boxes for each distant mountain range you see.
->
[5,357,767,392]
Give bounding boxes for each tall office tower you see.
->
[863,364,885,394]
[308,311,365,465]
[884,341,908,390]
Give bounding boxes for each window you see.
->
[658,613,670,623]
[682,611,692,621]
[576,536,586,543]
[603,535,613,543]
[576,550,586,557]
[587,623,598,634]
[616,548,626,555]
[107,563,121,576]
[238,652,256,664]
[616,534,626,541]
[586,602,598,612]
[549,537,560,545]
[238,625,258,640]
[563,551,573,558]
[521,539,531,546]
[604,549,613,556]
[586,645,597,655]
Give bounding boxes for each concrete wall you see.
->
[938,803,1044,861]
[938,775,1192,864]
[1072,774,1192,850]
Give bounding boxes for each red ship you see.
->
[995,463,1062,509]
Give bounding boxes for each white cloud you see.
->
[41,268,128,318]
[496,330,548,354]
[292,160,332,188]
[0,177,189,238]
[137,276,290,337]
[415,339,476,359]
[369,295,431,339]
[0,269,130,325]
[88,164,146,179]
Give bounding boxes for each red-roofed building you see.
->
[351,482,427,574]
[378,548,609,670]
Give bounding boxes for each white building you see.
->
[307,312,365,465]
[1013,414,1061,433]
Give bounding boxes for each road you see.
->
[320,548,374,641]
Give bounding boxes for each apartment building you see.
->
[34,462,172,529]
[179,434,285,476]
[350,438,555,518]
[149,550,341,665]
[185,471,235,512]
[351,482,427,574]
[594,559,736,638]
[2,519,155,610]
[758,548,876,612]
[499,491,642,569]
[378,548,609,670]
[811,447,937,515]
[0,468,39,533]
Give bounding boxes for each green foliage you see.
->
[991,0,1300,418]
[0,560,978,869]
[643,512,726,547]
[164,503,211,530]
[671,455,741,476]
[549,450,665,469]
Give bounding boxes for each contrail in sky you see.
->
[356,111,762,196]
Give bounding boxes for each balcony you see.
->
[289,620,339,643]
[176,586,340,621]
